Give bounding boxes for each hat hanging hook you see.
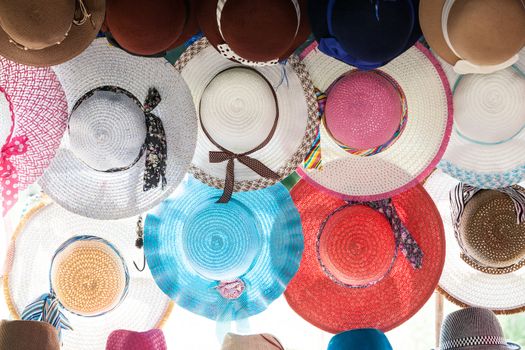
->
[133,216,146,272]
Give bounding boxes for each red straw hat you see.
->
[106,329,167,350]
[105,0,198,56]
[196,0,310,65]
[285,180,446,333]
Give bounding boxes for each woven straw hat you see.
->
[0,0,105,67]
[39,38,198,220]
[221,333,285,350]
[174,38,317,202]
[0,57,68,215]
[438,55,525,189]
[196,0,310,65]
[3,197,173,350]
[439,308,521,350]
[297,41,452,201]
[284,180,445,333]
[104,0,199,57]
[327,329,393,350]
[106,329,167,350]
[144,175,303,321]
[420,0,525,75]
[0,320,60,350]
[425,170,525,313]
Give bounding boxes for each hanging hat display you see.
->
[438,308,521,350]
[438,57,525,189]
[425,170,525,313]
[297,41,452,201]
[2,197,173,350]
[174,38,317,203]
[309,0,422,70]
[420,0,525,74]
[38,38,198,219]
[106,329,167,350]
[0,0,105,67]
[327,329,393,350]
[104,0,199,57]
[0,57,68,215]
[284,179,445,333]
[144,175,303,321]
[221,333,285,350]
[0,320,60,350]
[196,0,310,66]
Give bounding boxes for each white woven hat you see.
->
[39,38,198,219]
[437,53,525,188]
[297,41,453,201]
[174,38,317,201]
[424,170,525,313]
[2,197,173,350]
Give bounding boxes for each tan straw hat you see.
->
[0,0,105,66]
[221,333,285,350]
[0,320,60,350]
[419,0,525,74]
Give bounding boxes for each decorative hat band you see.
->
[450,183,525,274]
[199,67,280,203]
[21,236,130,341]
[317,198,424,289]
[259,334,285,350]
[441,0,519,74]
[4,0,95,51]
[440,335,508,350]
[71,85,167,192]
[215,0,300,66]
[0,87,28,215]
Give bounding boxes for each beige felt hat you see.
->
[221,333,285,350]
[419,0,525,74]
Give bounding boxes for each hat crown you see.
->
[460,189,525,268]
[69,90,147,172]
[325,70,404,150]
[0,320,61,350]
[328,328,393,350]
[319,205,396,286]
[440,308,506,347]
[106,329,167,350]
[0,0,75,50]
[446,0,525,65]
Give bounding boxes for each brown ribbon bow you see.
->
[200,67,281,203]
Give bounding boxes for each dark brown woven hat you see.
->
[105,0,199,57]
[196,0,310,64]
[0,320,60,350]
[0,0,105,66]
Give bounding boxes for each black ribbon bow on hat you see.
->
[71,86,167,192]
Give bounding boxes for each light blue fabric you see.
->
[438,161,525,189]
[144,176,304,321]
[328,329,393,350]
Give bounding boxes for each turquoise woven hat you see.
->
[328,329,393,350]
[144,175,304,321]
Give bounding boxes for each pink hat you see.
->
[0,56,68,214]
[106,329,167,350]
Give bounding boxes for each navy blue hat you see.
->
[309,0,422,69]
[328,329,393,350]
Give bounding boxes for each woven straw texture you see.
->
[0,57,68,201]
[296,41,453,201]
[3,198,173,350]
[174,38,318,192]
[106,329,167,350]
[39,38,198,219]
[285,180,445,333]
[144,175,303,321]
[437,55,525,188]
[424,170,525,313]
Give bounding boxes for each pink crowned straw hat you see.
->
[106,329,167,350]
[0,56,68,215]
[297,41,453,201]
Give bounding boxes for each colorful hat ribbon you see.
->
[1,136,28,215]
[21,236,130,341]
[5,0,95,51]
[71,86,167,192]
[317,198,424,288]
[215,0,300,66]
[440,336,510,350]
[450,183,525,274]
[199,67,280,203]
